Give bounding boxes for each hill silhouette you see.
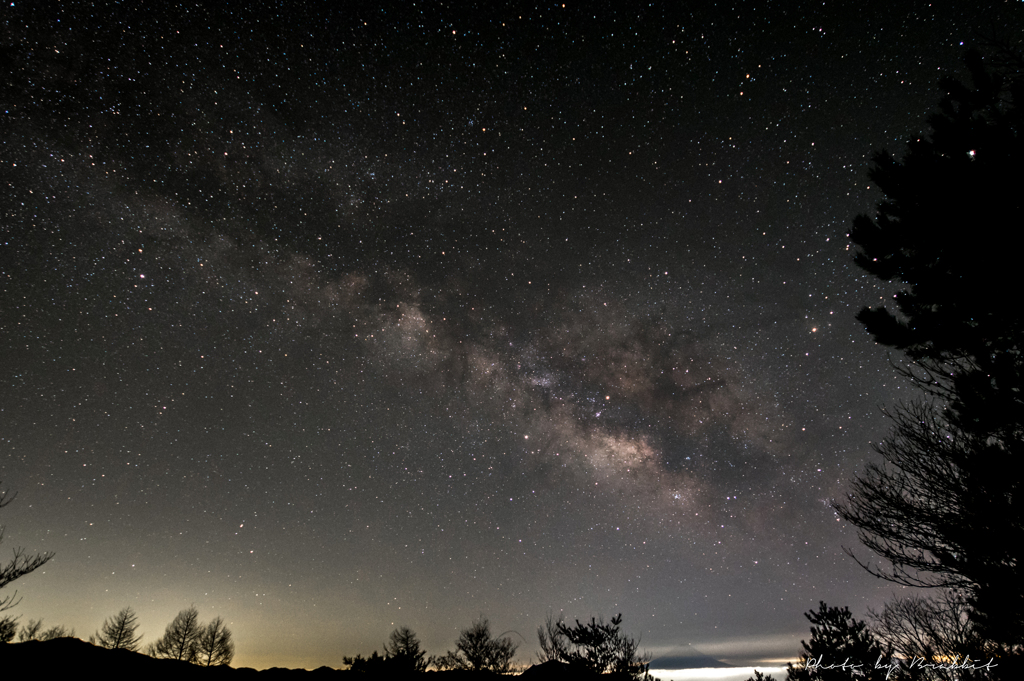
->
[2,638,642,679]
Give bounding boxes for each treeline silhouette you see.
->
[2,617,74,642]
[342,614,651,678]
[2,611,655,678]
[2,604,234,667]
[4,477,651,677]
[748,597,998,681]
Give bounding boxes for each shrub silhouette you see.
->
[0,615,17,643]
[16,619,74,641]
[431,617,517,673]
[343,650,390,673]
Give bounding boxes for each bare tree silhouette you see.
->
[92,606,143,651]
[148,606,202,662]
[195,616,234,667]
[431,617,517,674]
[0,485,54,614]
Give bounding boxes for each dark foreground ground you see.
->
[0,638,633,679]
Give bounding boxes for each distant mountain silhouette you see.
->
[519,660,636,679]
[650,647,734,669]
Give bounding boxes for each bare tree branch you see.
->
[0,485,55,613]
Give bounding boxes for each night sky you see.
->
[2,0,1020,673]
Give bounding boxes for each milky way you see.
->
[2,0,1019,670]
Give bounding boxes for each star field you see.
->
[2,0,1020,672]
